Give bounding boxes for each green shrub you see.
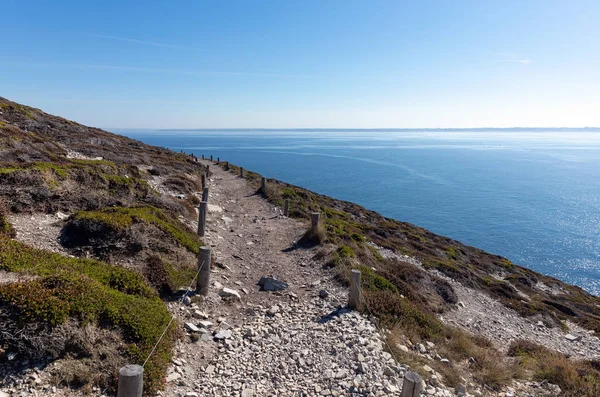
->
[72,206,201,254]
[0,238,174,395]
[357,265,398,293]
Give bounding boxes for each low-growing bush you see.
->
[65,206,201,255]
[0,238,174,395]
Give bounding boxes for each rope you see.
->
[141,259,207,368]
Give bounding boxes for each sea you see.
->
[113,129,600,296]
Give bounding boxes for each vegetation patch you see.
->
[508,339,600,395]
[65,206,201,255]
[0,238,174,395]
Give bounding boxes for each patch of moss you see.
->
[0,238,173,394]
[337,245,355,258]
[502,259,515,270]
[446,246,459,259]
[0,214,15,238]
[357,265,398,293]
[72,206,201,254]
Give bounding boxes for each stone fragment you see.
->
[218,287,241,300]
[198,320,213,329]
[319,289,329,299]
[258,276,289,291]
[193,310,208,320]
[214,329,232,340]
[184,322,200,333]
[565,333,581,342]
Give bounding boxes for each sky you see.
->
[1,0,599,129]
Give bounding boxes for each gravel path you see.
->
[164,162,435,397]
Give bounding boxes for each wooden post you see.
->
[310,212,320,234]
[197,246,211,296]
[206,165,210,175]
[240,167,244,178]
[198,201,207,237]
[210,155,213,161]
[225,161,230,171]
[117,364,143,397]
[202,187,209,203]
[201,174,206,189]
[348,269,361,309]
[400,371,423,397]
[217,157,220,163]
[261,177,266,193]
[202,154,204,159]
[284,198,290,217]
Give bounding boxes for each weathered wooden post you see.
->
[240,167,244,178]
[210,155,213,161]
[202,154,204,159]
[197,246,211,296]
[202,187,209,203]
[310,212,320,235]
[261,177,266,193]
[206,165,210,175]
[117,364,143,397]
[400,371,423,397]
[225,161,230,171]
[201,174,206,189]
[348,269,361,309]
[217,157,220,163]
[284,199,290,217]
[198,201,207,237]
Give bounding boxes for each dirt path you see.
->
[163,162,420,397]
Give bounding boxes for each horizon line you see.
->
[107,127,600,131]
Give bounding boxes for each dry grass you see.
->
[508,339,600,396]
[387,324,518,390]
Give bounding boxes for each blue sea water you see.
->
[113,129,600,296]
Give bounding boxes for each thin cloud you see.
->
[494,59,532,65]
[89,33,197,51]
[489,52,532,65]
[0,61,317,79]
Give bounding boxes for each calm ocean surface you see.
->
[114,129,600,296]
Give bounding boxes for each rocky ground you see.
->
[1,161,588,396]
[367,243,600,360]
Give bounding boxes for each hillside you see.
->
[0,97,599,396]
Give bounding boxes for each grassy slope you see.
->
[0,97,206,395]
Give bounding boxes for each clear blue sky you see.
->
[2,1,599,128]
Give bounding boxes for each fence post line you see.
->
[240,167,244,178]
[198,201,207,237]
[348,269,361,309]
[202,187,209,203]
[310,212,320,234]
[400,371,423,397]
[117,364,143,397]
[197,246,211,296]
[284,198,290,217]
[261,177,266,193]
